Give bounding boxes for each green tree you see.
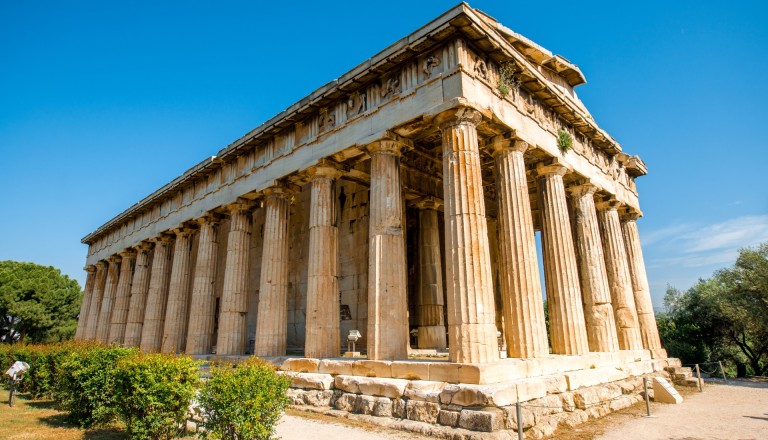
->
[0,261,82,343]
[658,242,768,376]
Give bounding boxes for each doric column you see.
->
[569,183,620,352]
[124,242,153,347]
[96,255,121,343]
[304,164,341,358]
[622,211,666,357]
[490,137,549,358]
[216,201,254,355]
[84,261,107,340]
[161,227,196,353]
[254,187,291,357]
[366,139,409,360]
[596,200,643,350]
[185,214,221,355]
[108,250,136,344]
[415,198,447,350]
[140,235,174,352]
[75,265,97,340]
[436,107,499,364]
[536,160,589,355]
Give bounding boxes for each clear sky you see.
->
[1,1,766,309]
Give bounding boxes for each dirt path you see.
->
[278,379,768,440]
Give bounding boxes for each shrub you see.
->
[198,358,291,440]
[114,352,200,440]
[55,344,138,428]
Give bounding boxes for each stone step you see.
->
[674,377,702,388]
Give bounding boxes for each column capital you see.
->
[133,241,154,252]
[366,133,413,157]
[107,255,122,264]
[434,106,483,130]
[223,199,256,215]
[195,212,223,226]
[306,159,343,181]
[536,159,570,177]
[172,226,197,237]
[85,265,97,273]
[595,198,621,212]
[150,234,175,245]
[263,183,294,199]
[568,181,598,198]
[487,133,529,156]
[413,196,443,211]
[620,207,643,221]
[118,249,137,260]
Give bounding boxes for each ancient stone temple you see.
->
[76,4,681,437]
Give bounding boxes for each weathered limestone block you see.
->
[439,383,514,407]
[557,393,574,412]
[572,388,600,410]
[318,359,354,376]
[334,376,408,399]
[618,360,654,377]
[372,397,393,417]
[404,380,447,402]
[428,363,460,383]
[392,398,406,418]
[282,358,320,373]
[286,388,304,405]
[458,408,504,432]
[564,367,628,390]
[334,393,358,412]
[503,404,536,431]
[351,360,392,377]
[406,400,441,424]
[608,395,636,411]
[437,107,499,364]
[490,137,549,359]
[185,214,220,355]
[541,374,568,394]
[367,139,409,360]
[437,409,460,427]
[554,410,588,428]
[537,161,589,355]
[391,361,430,380]
[303,390,334,407]
[355,395,377,415]
[287,372,334,390]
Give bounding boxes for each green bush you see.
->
[114,353,200,440]
[198,358,291,440]
[55,344,138,428]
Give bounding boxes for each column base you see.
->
[418,325,447,350]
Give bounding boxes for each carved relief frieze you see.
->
[318,107,336,133]
[474,58,488,80]
[380,74,401,99]
[423,54,442,78]
[346,91,367,119]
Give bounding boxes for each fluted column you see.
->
[75,265,97,340]
[366,139,409,360]
[140,235,174,352]
[186,214,221,354]
[84,262,107,340]
[569,183,620,352]
[436,107,499,364]
[304,165,341,358]
[96,256,121,343]
[537,160,589,355]
[254,187,292,357]
[622,212,665,357]
[415,199,447,350]
[108,250,136,344]
[161,227,196,353]
[597,200,643,350]
[490,137,549,358]
[124,242,153,347]
[216,201,254,355]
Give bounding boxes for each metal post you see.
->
[643,377,651,417]
[718,361,727,383]
[695,364,703,392]
[516,400,524,440]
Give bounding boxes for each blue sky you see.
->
[1,1,766,309]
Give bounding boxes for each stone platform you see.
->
[254,351,680,438]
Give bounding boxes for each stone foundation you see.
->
[275,352,681,439]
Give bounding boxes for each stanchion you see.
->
[695,364,703,392]
[643,377,651,417]
[718,361,727,383]
[516,401,524,440]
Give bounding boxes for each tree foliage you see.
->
[0,261,82,343]
[658,242,768,376]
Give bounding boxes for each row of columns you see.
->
[75,105,663,363]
